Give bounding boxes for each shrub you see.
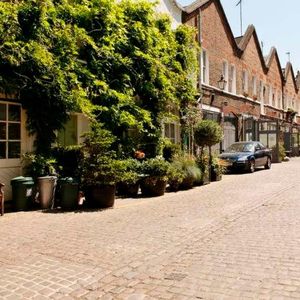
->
[162,139,182,162]
[51,146,83,179]
[168,155,201,190]
[119,158,141,185]
[141,157,170,181]
[80,123,125,186]
[22,153,57,179]
[194,120,223,149]
[278,142,286,161]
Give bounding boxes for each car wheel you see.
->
[265,157,271,169]
[248,159,255,173]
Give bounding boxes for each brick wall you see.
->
[183,0,298,124]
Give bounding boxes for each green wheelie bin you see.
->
[58,177,79,210]
[11,176,34,211]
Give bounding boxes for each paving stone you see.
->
[1,159,300,298]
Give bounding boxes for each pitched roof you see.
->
[235,25,268,73]
[183,0,210,14]
[184,0,241,55]
[171,0,184,11]
[284,62,298,92]
[265,47,285,83]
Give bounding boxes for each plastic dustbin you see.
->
[58,177,79,210]
[11,176,34,211]
[37,176,57,209]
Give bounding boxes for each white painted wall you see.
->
[154,0,182,28]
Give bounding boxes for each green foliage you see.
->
[119,158,141,184]
[22,153,57,178]
[211,155,226,176]
[141,157,170,180]
[80,123,125,185]
[278,142,286,161]
[194,120,223,148]
[51,145,83,179]
[167,160,186,188]
[162,139,182,162]
[0,0,199,155]
[168,155,201,190]
[196,151,210,178]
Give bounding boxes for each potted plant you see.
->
[194,120,223,184]
[210,155,226,181]
[117,158,141,198]
[80,123,125,208]
[196,152,210,185]
[140,157,170,197]
[179,156,201,190]
[167,160,185,192]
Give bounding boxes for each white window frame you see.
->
[252,76,257,99]
[268,86,273,106]
[259,81,264,114]
[163,122,180,144]
[242,70,249,94]
[222,60,229,92]
[201,49,209,85]
[228,64,236,94]
[278,91,282,109]
[0,102,22,160]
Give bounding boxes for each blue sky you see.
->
[178,0,300,72]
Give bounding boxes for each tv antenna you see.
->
[286,52,291,62]
[236,0,243,36]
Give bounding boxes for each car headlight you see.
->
[237,156,249,162]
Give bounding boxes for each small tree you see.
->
[194,119,223,163]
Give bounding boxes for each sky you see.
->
[177,0,300,72]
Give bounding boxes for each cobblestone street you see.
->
[1,159,300,299]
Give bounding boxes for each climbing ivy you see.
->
[0,0,199,155]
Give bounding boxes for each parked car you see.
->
[219,141,272,173]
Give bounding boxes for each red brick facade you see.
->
[182,0,300,158]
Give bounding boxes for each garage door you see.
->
[223,121,236,150]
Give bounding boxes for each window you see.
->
[259,81,264,114]
[57,114,78,146]
[201,49,209,84]
[242,70,249,94]
[164,123,180,144]
[252,76,257,98]
[278,91,282,109]
[222,61,229,91]
[259,81,264,101]
[228,65,236,94]
[58,114,90,146]
[268,86,273,106]
[0,103,21,159]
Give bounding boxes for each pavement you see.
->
[1,158,300,299]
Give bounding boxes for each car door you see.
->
[258,142,268,165]
[254,143,264,166]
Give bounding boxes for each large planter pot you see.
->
[117,182,139,198]
[140,177,167,197]
[200,171,210,185]
[210,169,222,182]
[179,176,194,190]
[168,180,181,192]
[85,184,116,208]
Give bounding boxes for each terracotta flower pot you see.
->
[117,182,139,198]
[140,177,167,197]
[85,184,116,208]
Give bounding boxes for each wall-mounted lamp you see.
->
[217,75,227,90]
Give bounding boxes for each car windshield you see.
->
[226,143,254,153]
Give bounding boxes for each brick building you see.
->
[182,0,300,161]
